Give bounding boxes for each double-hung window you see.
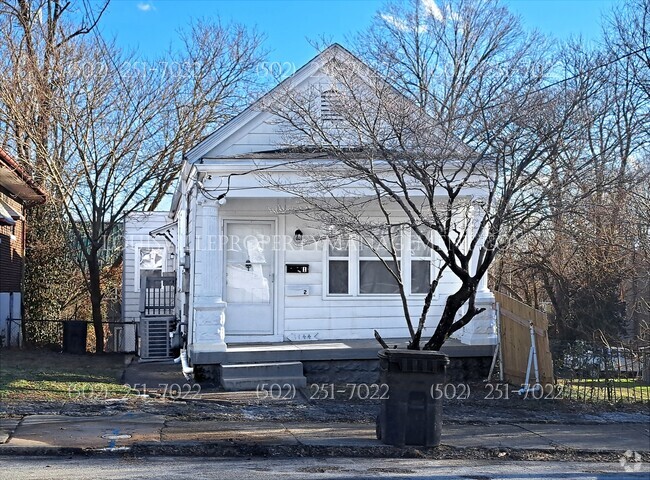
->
[358,234,401,294]
[409,230,434,294]
[325,228,438,297]
[327,239,350,295]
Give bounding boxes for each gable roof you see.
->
[186,43,474,164]
[185,43,370,163]
[0,148,47,204]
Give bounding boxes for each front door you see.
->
[224,221,275,335]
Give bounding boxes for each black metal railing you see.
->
[552,340,650,403]
[143,275,176,317]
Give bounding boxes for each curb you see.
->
[1,442,648,462]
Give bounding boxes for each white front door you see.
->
[224,221,275,335]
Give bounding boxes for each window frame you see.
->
[357,230,402,296]
[407,229,439,296]
[323,229,440,299]
[325,237,353,296]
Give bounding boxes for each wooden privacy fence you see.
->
[494,291,554,386]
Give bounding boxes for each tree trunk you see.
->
[88,253,104,353]
[424,288,469,351]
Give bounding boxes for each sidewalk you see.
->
[0,413,648,458]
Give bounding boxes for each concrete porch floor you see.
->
[201,338,495,364]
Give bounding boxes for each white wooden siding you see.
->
[122,212,175,326]
[216,198,464,342]
[206,118,281,157]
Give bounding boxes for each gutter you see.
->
[0,148,47,204]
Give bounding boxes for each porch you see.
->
[191,337,496,388]
[191,337,495,365]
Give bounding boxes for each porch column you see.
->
[191,197,227,353]
[455,201,497,345]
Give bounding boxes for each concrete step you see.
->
[219,362,307,391]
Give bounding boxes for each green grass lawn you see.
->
[557,377,650,403]
[0,349,133,402]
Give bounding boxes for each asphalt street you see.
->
[4,457,650,480]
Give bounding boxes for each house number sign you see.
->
[286,264,309,273]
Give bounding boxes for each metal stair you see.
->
[219,361,307,391]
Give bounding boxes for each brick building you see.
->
[0,148,46,347]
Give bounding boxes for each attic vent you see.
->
[320,89,343,122]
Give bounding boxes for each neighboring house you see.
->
[121,212,177,354]
[122,45,497,366]
[0,148,46,347]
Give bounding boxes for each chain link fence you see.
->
[17,319,137,353]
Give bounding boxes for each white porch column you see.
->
[191,197,227,353]
[456,201,497,346]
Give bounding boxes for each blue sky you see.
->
[99,0,618,68]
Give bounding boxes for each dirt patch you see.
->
[118,443,649,462]
[2,353,648,427]
[2,381,648,428]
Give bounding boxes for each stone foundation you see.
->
[193,364,221,385]
[302,356,492,385]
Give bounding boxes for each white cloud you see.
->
[421,0,444,22]
[380,13,410,32]
[137,2,154,12]
[381,13,428,33]
[381,0,458,32]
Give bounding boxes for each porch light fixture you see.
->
[293,229,303,243]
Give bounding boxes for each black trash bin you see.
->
[63,321,88,354]
[376,349,449,447]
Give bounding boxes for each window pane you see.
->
[359,234,401,258]
[141,269,162,279]
[328,241,349,257]
[140,248,164,269]
[411,233,432,258]
[411,260,431,294]
[225,223,273,304]
[328,261,349,294]
[139,268,162,291]
[359,260,400,294]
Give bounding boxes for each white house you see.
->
[122,45,497,369]
[121,211,177,355]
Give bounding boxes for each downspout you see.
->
[19,202,27,346]
[174,348,194,380]
[176,164,199,380]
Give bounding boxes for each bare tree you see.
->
[492,0,650,341]
[0,0,110,341]
[0,1,266,351]
[0,0,109,172]
[262,0,592,350]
